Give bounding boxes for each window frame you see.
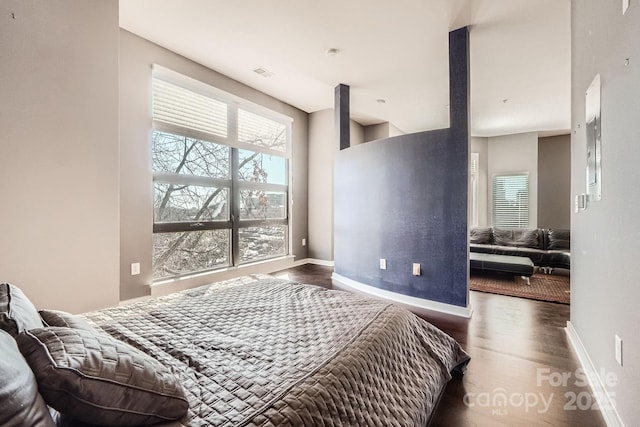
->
[151,66,292,281]
[470,152,479,228]
[492,172,530,229]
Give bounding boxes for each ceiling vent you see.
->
[253,67,274,78]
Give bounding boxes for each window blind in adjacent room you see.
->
[493,174,529,228]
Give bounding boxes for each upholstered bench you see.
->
[470,252,535,285]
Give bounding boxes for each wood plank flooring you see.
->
[274,264,606,427]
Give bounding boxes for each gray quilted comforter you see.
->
[84,275,469,427]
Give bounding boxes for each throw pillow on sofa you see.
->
[548,229,570,250]
[470,227,492,244]
[492,228,514,246]
[513,229,542,249]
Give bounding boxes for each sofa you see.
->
[470,227,570,271]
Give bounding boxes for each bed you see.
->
[1,275,469,427]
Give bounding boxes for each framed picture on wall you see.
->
[585,74,602,201]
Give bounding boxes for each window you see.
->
[151,68,291,280]
[492,174,529,228]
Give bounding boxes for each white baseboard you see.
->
[565,321,625,427]
[293,258,335,267]
[332,273,473,318]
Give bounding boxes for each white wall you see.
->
[0,0,120,312]
[571,1,640,424]
[389,123,404,137]
[487,132,539,227]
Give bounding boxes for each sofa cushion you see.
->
[0,329,56,427]
[492,228,514,246]
[470,227,493,244]
[548,229,570,250]
[0,283,45,338]
[513,229,542,249]
[17,327,189,426]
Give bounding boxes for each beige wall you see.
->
[308,110,334,261]
[0,0,120,312]
[307,109,363,261]
[119,30,309,300]
[350,120,365,146]
[487,132,539,228]
[363,122,405,143]
[537,134,571,229]
[364,123,390,142]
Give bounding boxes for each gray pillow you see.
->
[0,283,45,338]
[469,227,492,244]
[513,229,541,249]
[492,228,514,246]
[39,309,97,332]
[17,327,189,426]
[0,329,56,427]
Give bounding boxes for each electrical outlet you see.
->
[615,335,623,366]
[379,258,387,270]
[302,238,306,247]
[131,262,140,276]
[412,263,421,276]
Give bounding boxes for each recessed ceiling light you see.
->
[253,67,274,78]
[376,98,386,104]
[326,48,339,57]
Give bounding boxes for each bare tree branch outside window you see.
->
[152,126,287,279]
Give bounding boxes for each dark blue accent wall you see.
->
[334,27,469,307]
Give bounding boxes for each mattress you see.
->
[84,275,469,426]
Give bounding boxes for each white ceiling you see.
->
[119,0,571,137]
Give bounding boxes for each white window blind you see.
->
[493,174,529,228]
[238,109,287,152]
[152,78,228,138]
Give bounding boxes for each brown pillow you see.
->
[0,330,56,427]
[0,283,45,338]
[39,309,97,332]
[17,327,189,426]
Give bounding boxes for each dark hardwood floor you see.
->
[274,264,606,427]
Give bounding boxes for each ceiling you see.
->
[119,0,571,137]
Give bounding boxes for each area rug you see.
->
[470,271,570,304]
